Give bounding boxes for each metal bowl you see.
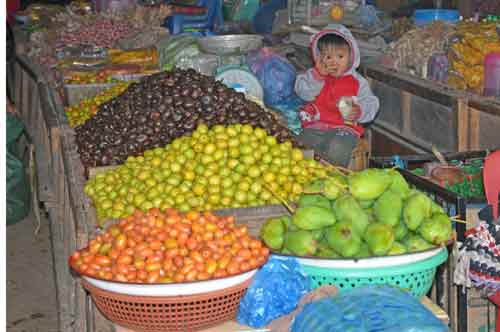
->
[197,34,264,55]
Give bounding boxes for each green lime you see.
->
[248,167,261,178]
[141,201,154,211]
[193,183,206,196]
[240,145,252,155]
[204,143,217,154]
[238,181,251,192]
[254,128,267,140]
[250,182,263,194]
[170,163,182,173]
[234,191,247,203]
[220,196,232,206]
[201,154,214,165]
[227,159,239,169]
[241,155,256,165]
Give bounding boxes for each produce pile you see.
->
[85,124,329,221]
[260,168,453,258]
[385,21,456,78]
[57,17,135,49]
[65,82,130,127]
[69,208,270,283]
[64,72,120,84]
[448,21,500,93]
[76,69,299,168]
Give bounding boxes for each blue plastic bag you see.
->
[269,95,304,135]
[292,285,448,332]
[247,48,297,106]
[237,256,311,328]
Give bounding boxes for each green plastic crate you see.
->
[301,248,448,297]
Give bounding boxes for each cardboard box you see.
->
[466,288,496,332]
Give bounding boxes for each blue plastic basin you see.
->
[413,9,460,27]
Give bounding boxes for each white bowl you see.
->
[272,247,445,269]
[83,269,257,297]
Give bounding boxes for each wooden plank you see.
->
[469,107,481,150]
[14,61,23,107]
[468,97,500,117]
[401,91,412,135]
[361,64,460,107]
[457,99,469,152]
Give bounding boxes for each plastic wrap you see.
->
[247,48,297,106]
[291,285,448,332]
[7,113,31,225]
[270,95,304,135]
[237,256,311,328]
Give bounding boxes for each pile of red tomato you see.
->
[69,208,269,283]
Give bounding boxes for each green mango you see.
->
[284,230,318,256]
[297,194,331,209]
[404,234,434,253]
[364,222,395,256]
[349,168,393,200]
[325,221,362,258]
[393,222,408,241]
[387,241,408,255]
[403,192,432,231]
[281,248,293,255]
[323,175,347,200]
[386,169,410,199]
[312,229,325,241]
[316,242,340,258]
[304,178,325,193]
[281,215,298,232]
[357,242,372,258]
[374,190,403,227]
[430,200,444,214]
[333,194,370,236]
[292,206,336,230]
[359,199,375,209]
[418,212,452,245]
[260,218,286,250]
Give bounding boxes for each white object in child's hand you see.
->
[338,96,354,119]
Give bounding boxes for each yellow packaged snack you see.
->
[108,48,159,68]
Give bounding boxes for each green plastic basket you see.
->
[299,248,448,297]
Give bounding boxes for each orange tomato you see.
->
[150,240,162,251]
[114,234,127,251]
[147,271,160,283]
[95,255,112,267]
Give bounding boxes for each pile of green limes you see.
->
[85,124,330,220]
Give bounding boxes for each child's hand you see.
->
[342,103,362,121]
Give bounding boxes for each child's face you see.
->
[319,46,351,77]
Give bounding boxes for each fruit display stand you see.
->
[370,152,490,332]
[359,64,500,156]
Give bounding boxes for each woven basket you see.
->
[82,278,252,332]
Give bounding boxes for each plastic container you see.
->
[413,9,460,26]
[275,247,448,297]
[215,67,264,101]
[484,52,500,97]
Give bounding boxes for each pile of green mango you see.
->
[260,168,453,259]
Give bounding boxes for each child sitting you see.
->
[295,24,379,167]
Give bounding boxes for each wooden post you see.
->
[457,99,469,152]
[469,107,481,150]
[401,91,412,136]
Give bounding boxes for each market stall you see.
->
[6,1,500,332]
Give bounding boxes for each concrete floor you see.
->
[7,211,59,332]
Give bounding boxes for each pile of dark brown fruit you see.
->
[75,69,299,168]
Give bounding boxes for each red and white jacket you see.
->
[295,24,380,137]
